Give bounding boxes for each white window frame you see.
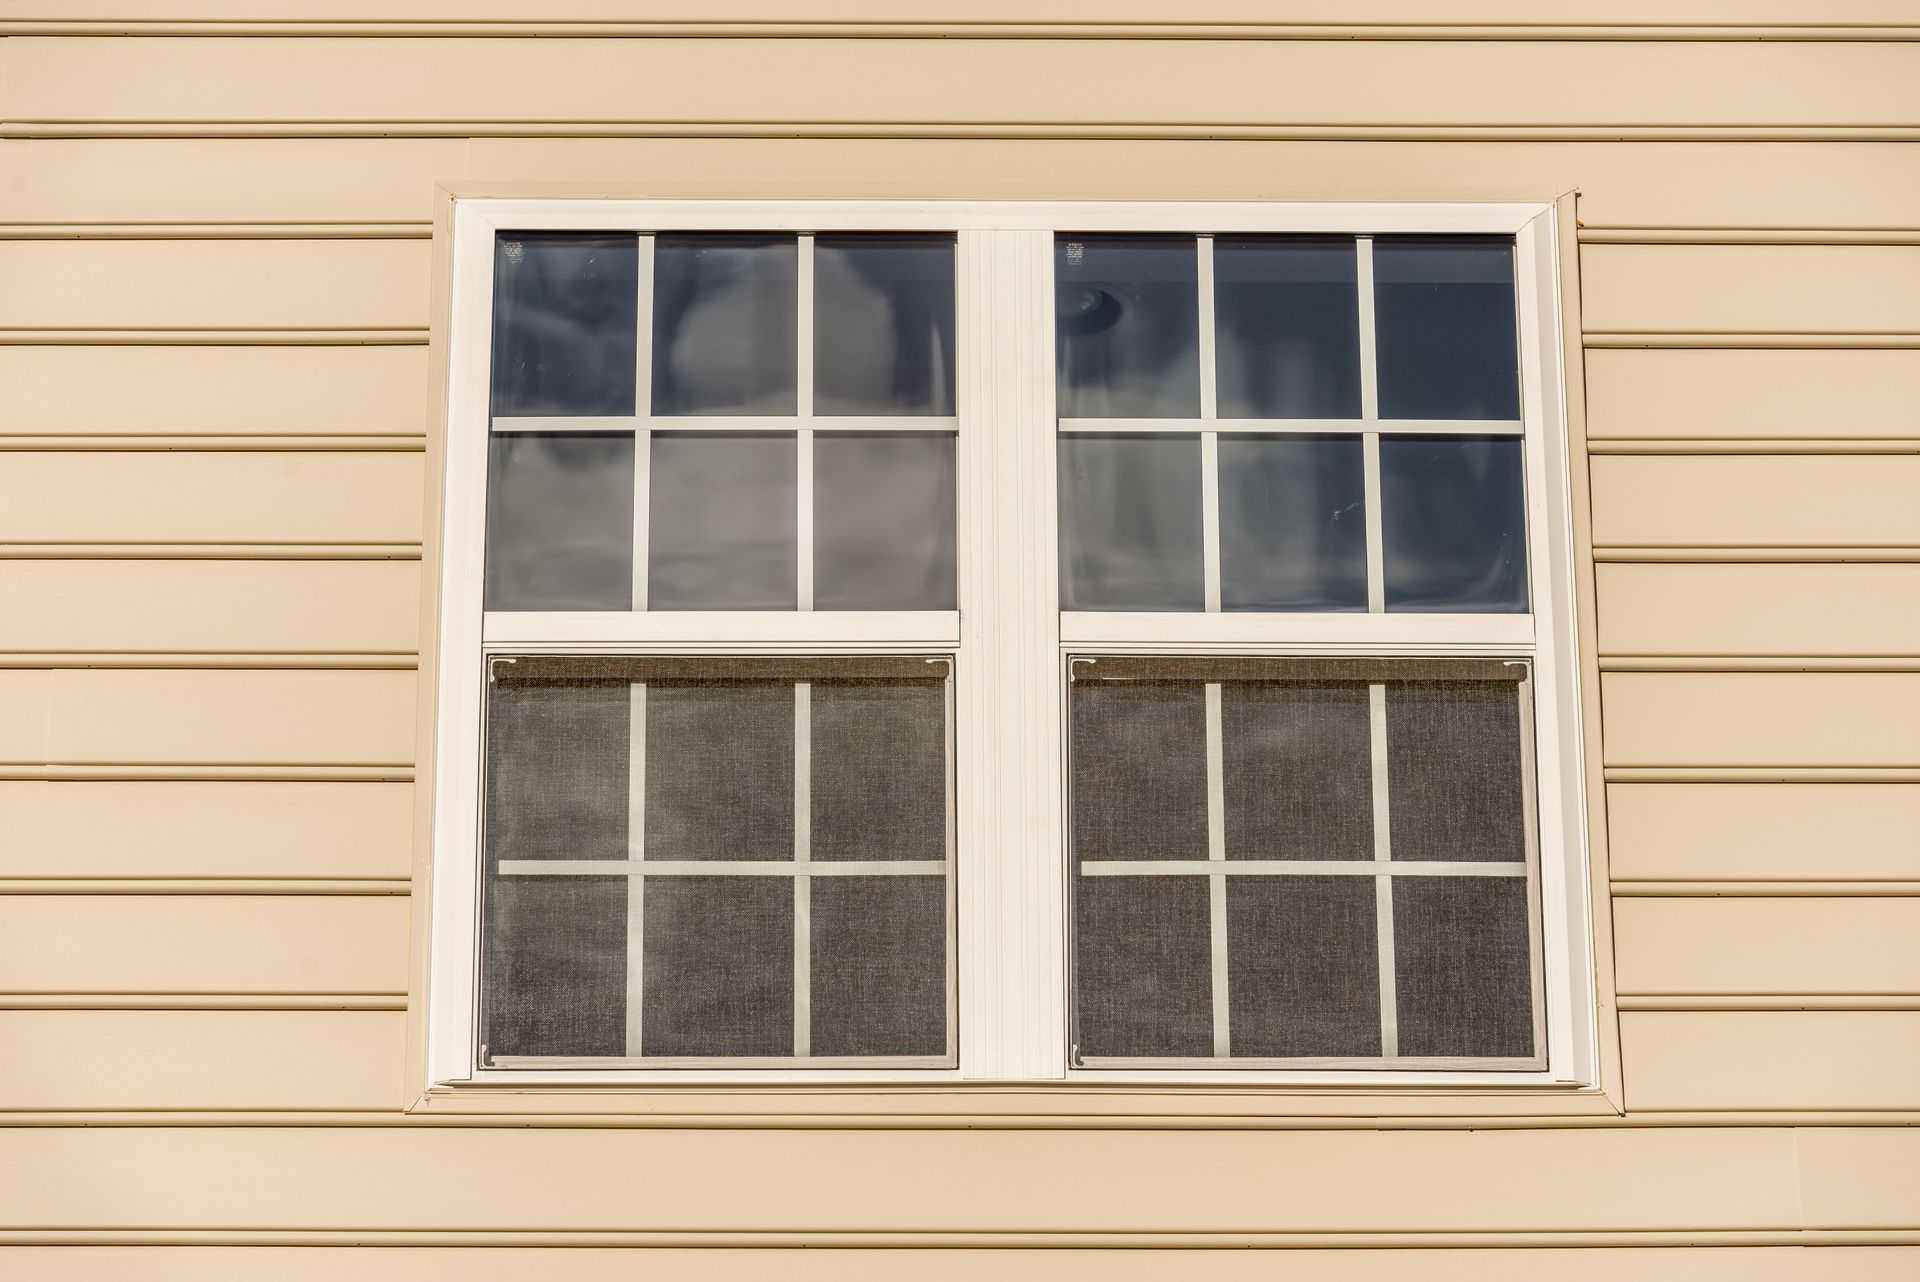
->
[424,199,1596,1092]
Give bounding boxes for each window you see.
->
[427,201,1594,1089]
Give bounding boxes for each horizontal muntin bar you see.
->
[1058,611,1533,648]
[1071,1054,1545,1072]
[1070,655,1528,683]
[484,610,961,647]
[1079,860,1527,877]
[492,415,957,434]
[499,859,948,877]
[1058,417,1523,435]
[486,1054,956,1071]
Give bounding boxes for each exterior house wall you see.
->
[1,4,1916,1276]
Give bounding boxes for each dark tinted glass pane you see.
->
[485,432,634,611]
[485,677,630,862]
[811,680,946,862]
[1070,680,1208,863]
[1381,434,1528,613]
[1227,876,1379,1058]
[1214,237,1361,420]
[814,235,956,416]
[644,681,794,861]
[1221,681,1373,860]
[653,235,797,416]
[1058,434,1204,611]
[1217,434,1368,612]
[813,432,957,610]
[1374,238,1519,421]
[491,233,637,417]
[1074,876,1213,1059]
[810,876,948,1058]
[642,876,792,1057]
[1056,236,1200,419]
[1387,680,1528,862]
[648,432,798,610]
[1394,876,1535,1058]
[482,876,627,1060]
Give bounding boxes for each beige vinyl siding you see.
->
[3,4,1917,1276]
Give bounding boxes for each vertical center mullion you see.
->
[632,233,654,613]
[797,233,816,613]
[1369,680,1399,1059]
[1204,681,1230,1058]
[1197,235,1222,614]
[1357,235,1384,615]
[625,681,648,1058]
[793,680,812,1058]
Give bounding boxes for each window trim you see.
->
[422,198,1597,1094]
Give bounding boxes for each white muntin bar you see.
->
[493,415,958,433]
[1369,681,1399,1059]
[632,234,655,612]
[499,859,946,878]
[1357,236,1386,615]
[1204,681,1230,1058]
[1054,417,1518,435]
[797,233,816,613]
[1078,860,1526,878]
[625,681,648,1057]
[793,681,812,1058]
[1197,235,1222,614]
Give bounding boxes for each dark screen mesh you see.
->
[1222,680,1373,860]
[1394,876,1535,1057]
[1074,876,1213,1059]
[1227,876,1380,1058]
[644,681,794,861]
[810,876,948,1057]
[1070,680,1207,862]
[482,875,626,1060]
[1387,681,1528,861]
[811,680,947,861]
[642,875,794,1057]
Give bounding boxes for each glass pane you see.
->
[642,876,794,1057]
[812,432,957,610]
[1214,237,1362,420]
[1058,434,1204,611]
[648,432,798,610]
[1387,680,1528,862]
[811,680,947,862]
[1222,681,1373,860]
[1381,434,1528,613]
[652,235,797,416]
[1217,434,1368,612]
[1074,877,1214,1059]
[491,233,637,417]
[810,876,947,1058]
[482,876,627,1060]
[644,681,794,861]
[814,235,956,416]
[1227,877,1380,1058]
[1070,679,1209,863]
[1056,236,1200,419]
[1374,238,1519,421]
[484,432,634,611]
[1393,876,1535,1058]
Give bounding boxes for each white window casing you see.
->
[424,200,1596,1091]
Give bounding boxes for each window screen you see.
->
[481,655,954,1067]
[1068,656,1543,1067]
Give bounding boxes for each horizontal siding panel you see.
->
[1584,349,1920,442]
[0,781,412,879]
[0,1126,1807,1231]
[0,560,420,654]
[1622,1011,1920,1112]
[1589,456,1920,548]
[8,38,1919,128]
[0,137,464,223]
[3,1248,1918,1282]
[1613,897,1920,996]
[1596,564,1920,657]
[0,239,427,329]
[0,451,423,544]
[0,894,407,995]
[13,137,1920,230]
[1606,783,1920,882]
[0,345,429,439]
[1601,672,1920,768]
[1795,1129,1920,1229]
[0,1009,405,1111]
[0,669,416,766]
[1583,244,1920,334]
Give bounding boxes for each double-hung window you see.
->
[426,200,1595,1089]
